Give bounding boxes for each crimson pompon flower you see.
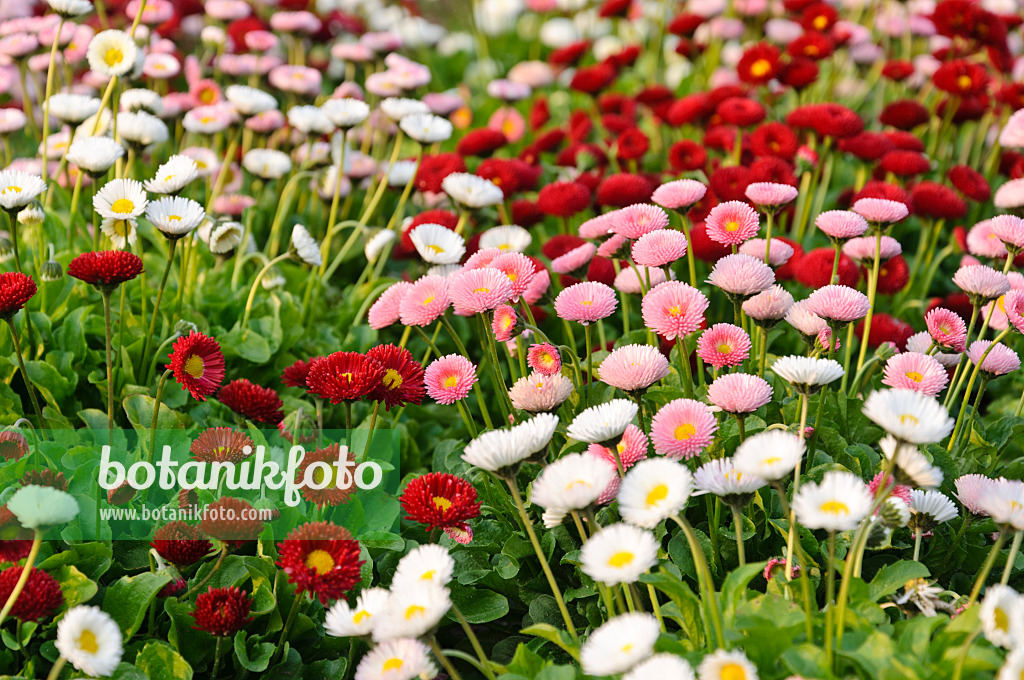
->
[366,344,426,410]
[167,331,225,401]
[0,566,63,621]
[151,521,213,567]
[456,128,507,157]
[218,378,284,424]
[275,521,363,605]
[281,358,315,388]
[191,586,252,636]
[736,43,780,84]
[0,272,36,321]
[190,427,253,463]
[296,444,357,508]
[537,181,590,217]
[67,250,143,292]
[596,173,653,207]
[200,497,265,548]
[305,351,385,404]
[0,430,28,461]
[400,472,481,544]
[569,62,616,95]
[0,505,32,563]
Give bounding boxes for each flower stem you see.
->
[147,370,171,464]
[1002,530,1022,585]
[825,531,837,670]
[241,252,293,328]
[210,635,224,679]
[731,504,746,567]
[785,394,809,580]
[854,231,882,375]
[427,635,464,680]
[140,239,177,371]
[0,529,41,627]
[913,528,923,562]
[968,528,1007,607]
[45,656,67,680]
[273,589,304,664]
[102,291,115,431]
[671,514,726,648]
[584,323,593,408]
[451,604,496,680]
[5,319,45,428]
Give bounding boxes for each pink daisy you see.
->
[492,304,520,342]
[449,267,513,314]
[490,252,536,300]
[554,281,618,325]
[852,197,910,224]
[464,248,503,270]
[745,182,798,208]
[527,343,562,375]
[588,423,649,470]
[707,373,773,414]
[509,372,574,412]
[990,214,1024,252]
[907,332,961,368]
[641,281,709,339]
[953,264,1011,302]
[608,204,669,239]
[842,235,902,263]
[595,234,628,260]
[651,179,708,211]
[706,253,775,299]
[551,243,597,274]
[1003,289,1024,334]
[925,307,967,352]
[805,285,871,324]
[995,178,1024,210]
[613,265,668,295]
[815,210,868,241]
[590,456,621,505]
[967,340,1021,376]
[424,354,478,404]
[967,219,1010,259]
[743,285,795,327]
[399,275,451,327]
[650,398,718,459]
[598,344,671,392]
[882,352,949,397]
[704,200,760,246]
[816,328,840,353]
[869,471,912,505]
[696,323,752,369]
[632,229,688,267]
[523,269,551,305]
[578,213,615,239]
[368,281,412,329]
[955,474,993,515]
[738,238,794,266]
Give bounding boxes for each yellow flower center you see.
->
[443,375,459,389]
[674,423,696,440]
[1,186,20,194]
[352,610,371,624]
[957,74,972,90]
[582,300,593,306]
[113,220,131,237]
[763,456,781,465]
[813,15,828,29]
[899,413,919,426]
[821,500,849,515]
[905,371,923,383]
[78,630,99,654]
[607,551,634,567]
[725,220,740,232]
[104,47,123,67]
[183,354,205,378]
[433,496,453,512]
[565,478,592,491]
[749,59,771,78]
[168,214,182,222]
[427,244,444,254]
[404,604,425,620]
[473,287,490,294]
[111,198,135,214]
[995,607,1009,632]
[668,305,681,316]
[716,342,732,354]
[383,368,403,389]
[646,484,668,506]
[422,296,435,305]
[722,663,748,680]
[305,549,335,575]
[382,658,404,672]
[420,570,436,581]
[200,88,216,104]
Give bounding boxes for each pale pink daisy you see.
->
[368,281,412,329]
[632,230,687,267]
[706,253,775,299]
[613,266,668,295]
[882,352,949,397]
[463,248,503,270]
[999,109,1024,148]
[490,252,536,300]
[707,373,773,414]
[608,204,669,239]
[591,456,621,505]
[425,354,478,404]
[509,372,574,413]
[852,197,910,224]
[953,264,1011,302]
[522,269,551,305]
[955,474,993,515]
[738,238,794,266]
[990,214,1024,253]
[743,285,795,327]
[551,243,596,274]
[641,281,709,339]
[554,281,618,325]
[925,307,967,352]
[842,235,902,263]
[994,178,1024,210]
[745,182,798,208]
[650,398,718,459]
[805,285,871,325]
[1003,289,1024,334]
[578,213,615,238]
[697,323,751,369]
[599,344,671,393]
[967,340,1021,376]
[816,328,840,353]
[907,332,961,368]
[704,201,760,245]
[528,343,562,375]
[816,210,869,241]
[492,304,520,342]
[966,219,1008,259]
[596,233,629,258]
[268,65,322,96]
[449,267,513,314]
[651,179,708,211]
[588,424,649,470]
[399,275,451,327]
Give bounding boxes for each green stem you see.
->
[671,514,726,648]
[785,394,809,580]
[140,239,177,371]
[427,635,464,680]
[731,504,746,567]
[241,253,293,328]
[102,291,115,431]
[210,635,224,679]
[1002,530,1022,585]
[147,370,171,464]
[968,528,1007,607]
[825,531,837,670]
[0,530,41,627]
[451,604,496,680]
[854,231,882,375]
[5,319,45,427]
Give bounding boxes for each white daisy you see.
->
[580,612,660,676]
[225,84,278,116]
[73,109,112,142]
[479,224,531,252]
[262,268,286,290]
[325,587,390,638]
[697,648,759,680]
[65,136,125,175]
[409,223,466,265]
[55,605,123,677]
[580,522,659,585]
[909,489,958,531]
[117,111,169,146]
[7,485,79,529]
[179,147,218,177]
[144,196,205,239]
[47,0,94,18]
[391,544,455,591]
[625,653,696,680]
[566,399,638,444]
[100,218,137,249]
[981,584,1021,648]
[386,160,417,187]
[771,355,844,394]
[998,648,1024,680]
[45,93,101,124]
[119,88,163,115]
[792,470,872,532]
[978,479,1024,530]
[321,98,370,129]
[441,172,504,209]
[290,224,322,266]
[354,637,436,680]
[287,104,334,135]
[0,171,46,211]
[879,435,944,488]
[364,229,396,263]
[86,29,137,78]
[462,413,559,473]
[881,497,911,529]
[862,388,954,444]
[529,452,617,514]
[618,458,694,529]
[955,473,994,515]
[145,155,199,195]
[380,97,430,121]
[372,583,451,642]
[243,148,293,179]
[93,178,147,220]
[693,458,766,500]
[399,113,453,143]
[427,263,462,278]
[733,429,805,481]
[209,221,244,254]
[17,205,43,227]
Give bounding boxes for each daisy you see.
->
[288,105,333,135]
[144,196,205,239]
[696,323,751,369]
[880,432,945,487]
[145,155,199,195]
[321,98,370,130]
[6,485,79,530]
[120,88,164,115]
[651,179,708,210]
[599,344,671,393]
[47,0,94,18]
[816,210,869,241]
[618,458,694,528]
[882,352,948,397]
[981,584,1021,648]
[609,204,669,239]
[955,474,994,515]
[449,267,513,313]
[953,264,1011,303]
[372,583,451,642]
[698,649,759,680]
[792,470,872,532]
[968,340,1020,377]
[529,452,618,516]
[580,523,659,585]
[805,284,871,326]
[424,354,477,405]
[0,171,46,211]
[567,399,638,444]
[742,285,794,328]
[290,224,322,266]
[166,331,224,400]
[738,238,794,266]
[398,275,450,327]
[705,201,760,245]
[409,223,465,265]
[650,398,718,459]
[93,179,147,220]
[224,84,277,116]
[786,299,828,338]
[509,372,574,413]
[528,343,561,375]
[551,243,596,274]
[632,229,687,267]
[772,356,844,393]
[843,235,902,263]
[325,587,390,638]
[391,544,456,590]
[354,638,436,680]
[852,197,909,224]
[978,480,1024,529]
[399,112,453,143]
[480,224,531,253]
[706,253,775,300]
[86,29,137,78]
[614,266,668,295]
[641,281,709,339]
[242,149,293,180]
[745,181,798,208]
[908,489,958,532]
[117,111,170,147]
[554,281,618,325]
[580,613,660,677]
[693,458,766,503]
[46,93,100,123]
[380,97,430,121]
[55,605,123,677]
[441,172,503,208]
[707,373,773,414]
[733,429,805,481]
[924,307,967,351]
[999,649,1024,680]
[995,179,1024,210]
[461,413,559,473]
[863,389,954,444]
[626,654,696,680]
[209,221,245,254]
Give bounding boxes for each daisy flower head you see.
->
[480,225,532,253]
[707,373,773,415]
[461,413,559,474]
[698,649,759,680]
[955,474,994,515]
[614,265,668,295]
[968,340,1020,377]
[863,389,953,444]
[641,280,709,339]
[924,307,967,351]
[651,178,707,211]
[793,470,872,532]
[842,235,902,263]
[693,458,766,504]
[56,605,123,676]
[93,178,147,221]
[908,489,958,531]
[580,612,660,677]
[48,0,94,18]
[0,272,37,321]
[424,354,477,405]
[579,213,615,238]
[697,323,751,369]
[816,210,869,241]
[325,587,389,638]
[742,285,794,328]
[145,154,199,195]
[46,93,101,124]
[981,584,1021,649]
[527,342,561,375]
[650,398,718,459]
[372,582,450,642]
[581,523,659,585]
[449,267,513,314]
[989,214,1024,253]
[409,223,465,265]
[852,197,910,225]
[882,352,948,397]
[745,181,798,209]
[706,253,775,300]
[0,171,46,211]
[65,136,124,175]
[243,148,292,180]
[86,29,136,78]
[953,264,1011,303]
[786,299,828,339]
[995,178,1024,210]
[978,479,1024,529]
[529,452,618,516]
[191,587,252,637]
[398,275,450,327]
[733,429,805,481]
[738,238,794,267]
[998,649,1024,680]
[509,372,574,413]
[399,112,453,143]
[218,379,283,424]
[805,284,870,326]
[288,223,322,266]
[369,281,412,330]
[609,203,669,239]
[306,352,385,404]
[1002,289,1024,335]
[490,252,536,300]
[321,98,370,130]
[567,399,638,444]
[68,250,144,292]
[632,229,688,267]
[144,196,205,239]
[442,172,503,208]
[705,200,760,245]
[167,331,225,401]
[380,97,430,122]
[491,304,521,342]
[625,654,696,680]
[354,638,436,680]
[618,458,694,528]
[772,355,844,394]
[599,344,671,393]
[391,543,456,590]
[551,242,596,275]
[554,281,617,325]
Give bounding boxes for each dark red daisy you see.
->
[275,521,363,605]
[537,181,591,217]
[669,139,708,171]
[0,273,36,321]
[152,521,214,567]
[710,166,752,202]
[716,97,765,127]
[190,426,253,463]
[879,150,930,177]
[282,358,314,388]
[881,60,915,81]
[414,153,466,193]
[855,313,914,351]
[838,132,894,162]
[0,430,28,461]
[19,469,66,491]
[366,344,426,410]
[0,505,31,564]
[167,331,225,401]
[948,165,991,202]
[218,379,284,424]
[795,248,859,288]
[749,122,798,160]
[595,172,653,207]
[910,181,967,220]
[399,472,480,535]
[456,128,507,157]
[736,43,780,84]
[615,128,649,161]
[933,59,988,96]
[296,444,357,508]
[876,254,910,295]
[67,251,143,291]
[191,586,252,636]
[879,100,930,130]
[0,566,63,621]
[569,63,617,95]
[305,351,385,404]
[200,497,265,547]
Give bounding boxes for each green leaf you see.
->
[781,643,830,678]
[520,624,580,661]
[110,663,150,680]
[54,564,98,612]
[721,562,767,618]
[123,393,188,431]
[358,530,405,551]
[868,561,930,601]
[233,631,276,672]
[220,326,272,364]
[535,665,579,680]
[135,641,194,680]
[102,571,173,639]
[451,585,509,623]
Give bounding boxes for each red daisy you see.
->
[0,505,32,564]
[275,521,363,605]
[615,128,649,161]
[366,344,426,410]
[19,469,67,491]
[107,481,136,505]
[879,100,931,131]
[879,150,930,177]
[933,59,988,96]
[0,566,63,621]
[476,158,521,197]
[296,444,357,508]
[67,250,144,291]
[787,31,834,60]
[910,182,967,220]
[151,521,214,567]
[0,273,36,321]
[414,153,466,193]
[0,430,28,461]
[456,128,507,157]
[778,58,820,90]
[191,586,252,636]
[876,254,910,294]
[305,351,385,404]
[190,426,253,463]
[218,378,284,424]
[749,122,798,160]
[167,331,225,401]
[881,60,915,81]
[595,173,653,207]
[948,165,991,202]
[668,139,708,171]
[569,63,617,95]
[710,166,752,202]
[199,497,265,548]
[512,199,544,227]
[838,132,894,162]
[282,358,314,388]
[399,472,481,536]
[716,97,766,127]
[855,313,914,351]
[795,248,860,288]
[667,93,713,126]
[736,43,780,85]
[537,181,591,217]
[549,40,589,66]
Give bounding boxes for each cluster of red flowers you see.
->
[399,472,481,543]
